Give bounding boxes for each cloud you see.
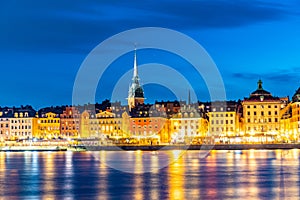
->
[232,66,300,83]
[0,0,296,54]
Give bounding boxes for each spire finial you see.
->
[257,79,263,90]
[188,89,191,105]
[133,45,138,78]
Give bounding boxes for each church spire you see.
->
[127,47,145,111]
[188,89,191,105]
[133,47,138,78]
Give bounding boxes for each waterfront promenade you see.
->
[1,143,300,151]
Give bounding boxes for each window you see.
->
[247,111,250,116]
[254,105,256,108]
[230,120,233,124]
[261,111,264,116]
[247,118,250,123]
[269,118,271,122]
[275,118,278,122]
[247,105,250,108]
[254,111,257,115]
[275,105,278,108]
[268,111,271,115]
[268,105,271,108]
[275,111,278,115]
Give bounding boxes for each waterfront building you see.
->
[129,116,168,144]
[0,117,10,141]
[80,110,123,140]
[170,104,207,144]
[0,108,13,141]
[279,105,292,142]
[33,112,60,139]
[242,80,288,143]
[9,106,36,140]
[290,87,300,142]
[207,101,239,143]
[127,49,145,111]
[60,106,80,138]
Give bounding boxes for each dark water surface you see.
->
[0,149,299,199]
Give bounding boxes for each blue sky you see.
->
[0,0,300,109]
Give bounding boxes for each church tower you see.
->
[128,48,145,111]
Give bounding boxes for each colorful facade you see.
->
[3,79,300,144]
[33,112,60,139]
[207,101,239,143]
[80,110,123,139]
[0,117,10,141]
[242,80,287,143]
[129,116,168,144]
[60,107,80,138]
[170,105,207,144]
[9,109,35,140]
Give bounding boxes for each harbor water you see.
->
[0,149,299,199]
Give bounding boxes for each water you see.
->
[0,149,299,199]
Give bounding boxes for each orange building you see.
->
[129,116,168,144]
[60,107,80,138]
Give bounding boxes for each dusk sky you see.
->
[1,0,300,109]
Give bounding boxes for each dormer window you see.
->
[260,96,264,101]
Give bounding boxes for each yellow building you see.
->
[289,88,300,142]
[242,80,287,143]
[207,101,239,143]
[80,110,123,139]
[33,112,60,139]
[170,105,207,144]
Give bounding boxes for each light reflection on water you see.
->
[0,150,299,199]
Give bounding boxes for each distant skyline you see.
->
[1,1,300,109]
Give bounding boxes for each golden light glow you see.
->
[168,151,185,200]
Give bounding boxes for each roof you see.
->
[244,80,280,102]
[292,87,300,102]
